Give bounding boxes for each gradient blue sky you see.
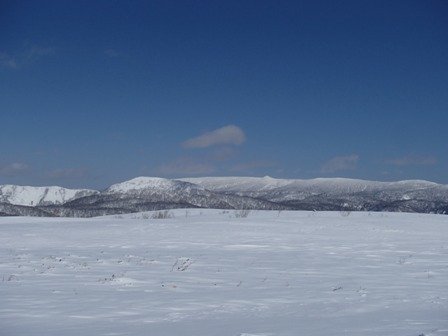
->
[1,0,447,189]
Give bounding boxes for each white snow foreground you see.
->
[0,210,447,336]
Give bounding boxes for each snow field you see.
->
[0,210,447,336]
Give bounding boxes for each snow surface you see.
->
[0,210,447,336]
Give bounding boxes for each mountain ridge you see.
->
[1,176,447,217]
[0,184,98,207]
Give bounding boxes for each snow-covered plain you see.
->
[0,210,447,336]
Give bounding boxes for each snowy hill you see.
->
[182,176,448,213]
[104,176,204,196]
[181,176,439,196]
[0,184,98,207]
[180,176,293,192]
[57,176,284,217]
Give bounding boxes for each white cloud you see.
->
[0,45,56,70]
[182,125,246,149]
[0,162,28,176]
[0,52,18,69]
[28,45,56,58]
[104,48,126,58]
[321,155,359,173]
[157,158,215,176]
[42,168,88,180]
[25,45,56,65]
[385,155,437,166]
[210,147,237,162]
[230,160,277,173]
[104,49,119,58]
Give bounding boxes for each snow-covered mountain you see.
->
[1,176,448,217]
[104,176,204,196]
[181,176,448,213]
[55,177,284,217]
[181,176,439,197]
[0,184,98,207]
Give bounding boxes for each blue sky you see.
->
[1,0,447,189]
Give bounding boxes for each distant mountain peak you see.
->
[0,184,98,207]
[105,176,203,194]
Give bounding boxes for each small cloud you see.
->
[42,168,88,180]
[28,45,56,58]
[104,48,122,58]
[321,155,359,173]
[0,45,56,69]
[0,162,28,176]
[182,125,246,149]
[25,45,56,65]
[0,52,18,69]
[230,160,277,173]
[385,155,437,166]
[157,158,215,176]
[210,147,237,162]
